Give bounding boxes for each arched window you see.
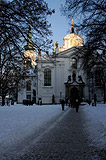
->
[26,80,31,91]
[44,68,51,86]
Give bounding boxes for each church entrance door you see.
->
[70,87,79,107]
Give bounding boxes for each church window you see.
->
[71,38,77,46]
[44,68,51,86]
[26,80,31,91]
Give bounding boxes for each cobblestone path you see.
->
[1,107,106,160]
[19,107,106,160]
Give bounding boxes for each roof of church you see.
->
[55,19,83,53]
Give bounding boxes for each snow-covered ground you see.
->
[0,104,65,145]
[82,103,106,150]
[0,103,106,150]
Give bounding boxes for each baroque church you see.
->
[18,20,105,104]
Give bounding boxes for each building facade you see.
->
[18,69,37,104]
[36,25,89,104]
[18,22,105,104]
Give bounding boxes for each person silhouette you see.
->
[94,94,97,106]
[61,99,65,111]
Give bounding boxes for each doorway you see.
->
[70,87,79,107]
[70,87,79,99]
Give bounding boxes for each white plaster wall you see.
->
[37,62,55,104]
[18,88,26,103]
[18,76,36,104]
[54,61,65,102]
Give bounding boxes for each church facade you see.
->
[17,22,105,104]
[36,25,89,104]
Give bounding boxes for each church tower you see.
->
[58,19,83,52]
[24,18,37,67]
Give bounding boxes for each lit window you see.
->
[44,68,51,86]
[71,38,77,46]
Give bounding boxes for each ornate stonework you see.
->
[58,20,83,52]
[24,50,37,66]
[59,33,83,52]
[24,24,37,66]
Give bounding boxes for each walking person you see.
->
[75,99,79,112]
[52,95,55,104]
[61,99,65,111]
[68,98,71,107]
[94,94,97,106]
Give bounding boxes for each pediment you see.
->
[56,46,84,58]
[65,81,85,86]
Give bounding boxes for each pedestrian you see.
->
[7,100,10,106]
[52,95,55,104]
[76,99,79,112]
[7,100,8,106]
[94,94,97,106]
[61,99,65,111]
[40,99,42,105]
[92,98,94,106]
[68,98,71,107]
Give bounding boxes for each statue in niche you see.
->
[72,72,76,81]
[68,75,71,82]
[78,75,83,82]
[55,41,59,48]
[71,58,77,68]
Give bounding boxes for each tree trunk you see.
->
[16,84,18,104]
[104,82,105,104]
[2,95,5,106]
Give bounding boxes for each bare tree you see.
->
[61,0,106,56]
[61,0,106,102]
[0,0,55,106]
